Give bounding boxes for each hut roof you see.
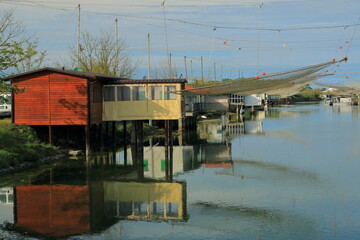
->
[4,67,187,84]
[3,67,122,81]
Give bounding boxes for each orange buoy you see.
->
[261,72,266,75]
[332,58,336,62]
[255,75,259,79]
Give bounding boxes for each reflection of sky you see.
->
[2,104,360,239]
[83,104,360,239]
[0,205,13,224]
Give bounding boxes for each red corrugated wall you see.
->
[13,72,89,125]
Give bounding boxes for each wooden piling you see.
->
[48,125,53,145]
[169,120,173,181]
[123,121,127,166]
[85,124,90,163]
[112,121,116,145]
[165,120,169,180]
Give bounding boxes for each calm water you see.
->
[1,103,360,239]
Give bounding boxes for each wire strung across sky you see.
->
[3,0,360,33]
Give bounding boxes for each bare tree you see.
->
[69,31,137,77]
[151,60,178,79]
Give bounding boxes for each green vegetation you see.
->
[290,88,323,102]
[0,119,59,170]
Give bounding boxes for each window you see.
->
[166,202,179,217]
[164,86,176,100]
[149,86,162,100]
[104,86,115,102]
[117,86,131,101]
[133,86,146,101]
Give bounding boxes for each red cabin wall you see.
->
[13,73,50,125]
[13,72,90,125]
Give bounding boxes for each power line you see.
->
[3,1,360,32]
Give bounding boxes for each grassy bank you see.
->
[0,118,59,170]
[289,88,323,102]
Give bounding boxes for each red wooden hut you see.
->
[6,68,121,146]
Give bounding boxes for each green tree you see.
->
[0,9,46,96]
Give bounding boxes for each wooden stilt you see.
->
[165,120,169,180]
[85,124,90,164]
[105,122,109,145]
[123,121,127,166]
[169,120,173,181]
[131,121,137,165]
[112,121,116,145]
[48,125,53,144]
[137,120,144,180]
[99,123,103,150]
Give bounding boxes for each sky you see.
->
[2,0,360,84]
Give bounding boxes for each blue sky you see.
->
[2,0,360,83]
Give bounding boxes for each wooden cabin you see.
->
[6,68,187,146]
[8,68,107,126]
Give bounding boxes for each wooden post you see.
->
[48,125,53,144]
[85,124,90,163]
[123,121,127,166]
[99,123,104,149]
[131,120,137,166]
[105,121,109,145]
[169,120,173,181]
[136,120,144,180]
[112,121,116,145]
[165,120,169,180]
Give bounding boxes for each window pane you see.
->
[117,86,130,101]
[133,86,146,101]
[165,86,176,100]
[150,86,162,100]
[104,86,115,102]
[166,202,179,217]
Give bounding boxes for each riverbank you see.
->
[0,118,63,173]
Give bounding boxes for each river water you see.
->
[1,103,360,240]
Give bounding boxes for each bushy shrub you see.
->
[0,150,20,168]
[0,120,59,170]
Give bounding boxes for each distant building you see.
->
[0,93,11,117]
